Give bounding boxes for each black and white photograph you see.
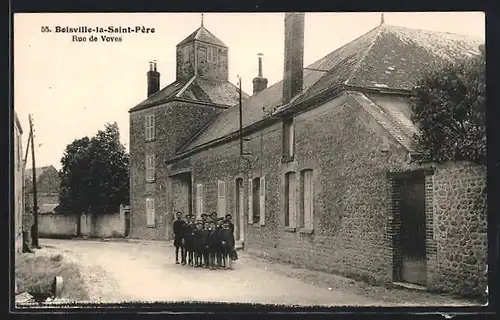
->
[12,12,488,308]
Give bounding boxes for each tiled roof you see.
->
[24,166,55,182]
[177,26,228,48]
[180,24,483,153]
[130,77,247,112]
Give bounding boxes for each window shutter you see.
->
[145,116,149,140]
[217,180,226,217]
[151,199,155,225]
[146,199,151,226]
[248,179,253,224]
[196,184,204,218]
[289,174,296,228]
[259,176,266,226]
[289,121,295,156]
[151,115,155,140]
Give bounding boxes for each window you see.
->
[284,172,296,229]
[146,198,155,227]
[283,118,295,159]
[217,180,226,217]
[17,137,21,171]
[146,155,155,182]
[207,46,213,62]
[196,184,204,218]
[300,169,314,231]
[145,114,155,141]
[207,46,218,63]
[259,176,266,226]
[182,45,189,62]
[252,177,261,224]
[248,178,253,224]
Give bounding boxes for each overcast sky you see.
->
[14,12,485,170]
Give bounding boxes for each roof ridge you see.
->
[382,23,484,41]
[345,25,384,85]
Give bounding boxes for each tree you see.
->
[59,122,129,215]
[411,46,486,164]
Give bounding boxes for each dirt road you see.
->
[40,238,476,306]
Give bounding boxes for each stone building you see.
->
[24,165,60,215]
[14,112,24,256]
[129,14,487,297]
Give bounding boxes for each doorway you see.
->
[394,175,427,286]
[171,172,193,218]
[235,178,244,242]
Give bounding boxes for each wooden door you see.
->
[399,176,427,286]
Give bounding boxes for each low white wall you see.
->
[38,210,125,238]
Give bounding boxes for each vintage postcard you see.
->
[13,12,487,309]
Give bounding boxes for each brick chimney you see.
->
[252,53,268,95]
[282,12,305,105]
[147,61,160,97]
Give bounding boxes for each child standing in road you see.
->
[207,221,217,270]
[201,222,210,268]
[221,220,235,269]
[173,211,185,264]
[214,218,224,268]
[183,215,196,266]
[193,220,204,267]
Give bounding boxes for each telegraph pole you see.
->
[28,114,39,248]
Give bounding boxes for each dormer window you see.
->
[282,118,295,162]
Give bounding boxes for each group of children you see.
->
[173,211,237,270]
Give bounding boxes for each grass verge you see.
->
[15,251,89,301]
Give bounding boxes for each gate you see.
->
[397,176,427,286]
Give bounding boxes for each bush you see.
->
[411,47,485,164]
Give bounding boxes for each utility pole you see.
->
[28,114,39,248]
[238,76,243,156]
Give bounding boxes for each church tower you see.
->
[175,16,229,82]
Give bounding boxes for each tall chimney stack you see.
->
[252,53,268,95]
[282,12,305,105]
[147,61,160,97]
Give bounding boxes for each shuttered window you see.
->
[146,154,155,182]
[252,177,261,224]
[283,118,295,158]
[259,176,266,226]
[146,198,155,227]
[285,172,296,228]
[217,180,226,217]
[196,184,204,218]
[145,114,155,141]
[248,179,253,224]
[300,169,314,230]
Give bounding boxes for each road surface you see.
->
[39,238,475,306]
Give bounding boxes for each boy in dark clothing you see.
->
[210,212,218,223]
[201,213,207,224]
[193,220,204,267]
[182,215,196,266]
[201,222,210,268]
[207,221,217,270]
[173,211,186,264]
[225,214,235,236]
[215,218,224,268]
[221,220,235,269]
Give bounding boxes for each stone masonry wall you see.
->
[431,161,487,297]
[129,101,221,240]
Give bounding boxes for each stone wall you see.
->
[431,161,487,297]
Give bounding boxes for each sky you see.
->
[14,12,485,171]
